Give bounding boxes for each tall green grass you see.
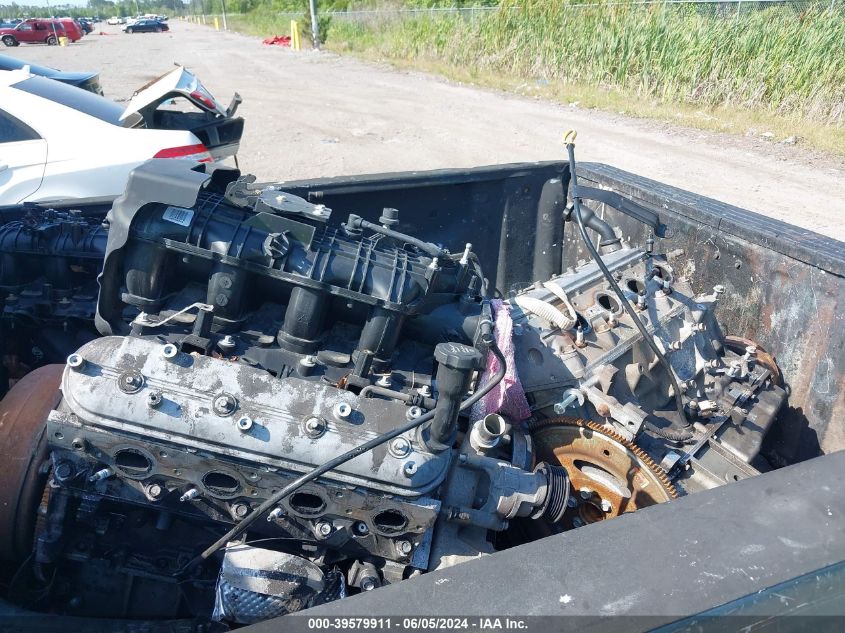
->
[329,0,845,125]
[229,9,306,38]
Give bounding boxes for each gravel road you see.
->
[7,20,845,240]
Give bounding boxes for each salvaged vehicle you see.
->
[0,146,843,630]
[0,19,67,47]
[0,66,243,205]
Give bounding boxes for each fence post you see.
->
[309,0,320,49]
[214,16,219,30]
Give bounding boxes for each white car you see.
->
[0,67,243,205]
[107,16,123,25]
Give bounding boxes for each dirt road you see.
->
[8,21,845,240]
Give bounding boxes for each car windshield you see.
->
[12,75,132,126]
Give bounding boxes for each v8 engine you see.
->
[0,160,787,625]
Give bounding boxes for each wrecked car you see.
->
[0,65,243,205]
[0,145,842,628]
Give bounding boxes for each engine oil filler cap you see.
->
[434,342,484,371]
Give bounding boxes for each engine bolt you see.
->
[566,497,578,509]
[180,488,199,502]
[389,437,412,458]
[67,353,85,370]
[232,503,249,518]
[88,468,113,483]
[267,507,285,522]
[161,344,179,360]
[713,285,726,296]
[360,577,377,591]
[218,335,236,353]
[579,488,593,500]
[54,462,75,482]
[333,402,352,419]
[213,393,238,416]
[572,517,584,528]
[417,384,432,397]
[600,499,613,513]
[406,406,423,421]
[607,313,618,328]
[554,391,580,414]
[118,370,144,394]
[376,374,392,388]
[403,461,418,477]
[669,340,683,351]
[695,323,707,332]
[147,483,163,499]
[354,521,369,536]
[395,540,413,557]
[304,416,327,438]
[316,521,333,537]
[236,416,253,432]
[708,359,720,369]
[147,391,163,409]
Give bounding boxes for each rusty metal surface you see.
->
[274,161,842,462]
[530,418,676,527]
[573,163,845,463]
[723,335,783,386]
[0,364,64,561]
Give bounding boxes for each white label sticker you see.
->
[162,206,194,227]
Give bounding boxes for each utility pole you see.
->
[220,0,228,29]
[309,0,320,49]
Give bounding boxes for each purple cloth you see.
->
[471,299,532,423]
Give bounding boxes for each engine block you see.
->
[0,160,790,624]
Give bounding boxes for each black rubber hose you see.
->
[565,141,692,439]
[347,214,447,258]
[579,203,622,252]
[180,342,508,574]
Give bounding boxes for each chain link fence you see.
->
[203,1,843,27]
[269,0,841,24]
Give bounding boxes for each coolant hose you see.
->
[181,341,508,574]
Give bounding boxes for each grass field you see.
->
[321,1,845,154]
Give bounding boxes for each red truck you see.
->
[0,19,69,47]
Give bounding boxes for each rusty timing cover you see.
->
[0,364,64,561]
